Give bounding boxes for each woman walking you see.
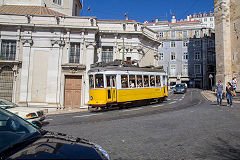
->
[225,82,236,107]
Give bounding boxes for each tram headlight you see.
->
[90,96,93,100]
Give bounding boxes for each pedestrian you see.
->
[225,82,236,107]
[215,80,223,106]
[232,76,237,92]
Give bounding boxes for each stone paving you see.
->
[201,90,240,104]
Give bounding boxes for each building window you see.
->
[170,41,176,48]
[183,52,188,60]
[159,32,164,38]
[0,40,16,60]
[183,31,187,38]
[194,30,200,37]
[204,18,207,22]
[194,52,201,60]
[69,43,80,63]
[210,17,214,21]
[160,42,164,48]
[159,53,164,60]
[53,0,61,5]
[183,65,188,75]
[102,46,113,63]
[194,40,201,46]
[170,52,176,61]
[74,4,78,16]
[171,31,175,38]
[194,64,201,74]
[183,41,188,47]
[210,23,213,27]
[170,65,176,76]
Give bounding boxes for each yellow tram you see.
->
[88,64,168,110]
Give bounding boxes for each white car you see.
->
[0,99,46,124]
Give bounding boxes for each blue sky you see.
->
[81,0,214,23]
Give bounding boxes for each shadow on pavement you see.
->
[194,136,240,159]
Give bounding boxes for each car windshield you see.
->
[0,99,18,109]
[175,84,184,88]
[0,108,40,153]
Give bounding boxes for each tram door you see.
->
[106,75,117,103]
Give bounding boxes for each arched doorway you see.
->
[0,66,14,101]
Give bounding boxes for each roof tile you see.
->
[0,5,66,16]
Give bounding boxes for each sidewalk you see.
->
[201,90,240,104]
[47,107,88,115]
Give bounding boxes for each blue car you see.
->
[173,84,187,94]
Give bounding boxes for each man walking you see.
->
[215,80,223,106]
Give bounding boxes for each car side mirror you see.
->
[32,121,43,128]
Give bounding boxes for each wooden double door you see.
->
[64,75,82,108]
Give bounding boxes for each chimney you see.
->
[171,14,176,23]
[126,16,129,20]
[155,18,159,23]
[187,16,190,21]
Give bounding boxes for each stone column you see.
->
[215,0,232,87]
[84,42,96,105]
[19,39,33,104]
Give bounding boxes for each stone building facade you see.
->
[215,0,240,91]
[0,1,160,109]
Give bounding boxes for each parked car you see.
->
[0,107,110,160]
[0,99,45,124]
[173,84,187,94]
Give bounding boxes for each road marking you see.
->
[167,99,171,101]
[173,99,178,100]
[179,99,183,101]
[45,119,53,121]
[121,108,143,112]
[73,113,103,118]
[169,101,177,104]
[152,104,164,108]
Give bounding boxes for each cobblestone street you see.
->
[43,89,240,159]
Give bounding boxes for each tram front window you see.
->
[137,75,143,87]
[150,75,155,87]
[156,75,161,87]
[121,75,128,88]
[89,75,94,89]
[95,74,104,88]
[144,75,149,87]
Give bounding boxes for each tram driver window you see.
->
[95,74,104,88]
[129,75,136,88]
[89,75,94,89]
[150,75,155,87]
[144,75,149,87]
[137,75,143,87]
[121,75,128,88]
[156,75,161,87]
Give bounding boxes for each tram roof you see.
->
[88,65,165,73]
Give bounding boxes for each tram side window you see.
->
[129,75,136,88]
[121,75,128,88]
[144,75,149,87]
[150,75,155,87]
[95,74,104,88]
[106,76,111,87]
[137,75,143,87]
[89,75,94,89]
[156,75,161,87]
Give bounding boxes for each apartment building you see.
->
[146,15,215,89]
